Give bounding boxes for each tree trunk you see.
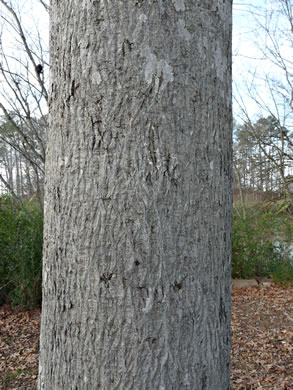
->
[38,1,232,389]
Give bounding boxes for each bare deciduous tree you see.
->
[0,0,49,202]
[233,0,293,200]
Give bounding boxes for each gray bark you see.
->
[38,1,232,389]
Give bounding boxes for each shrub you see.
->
[0,195,43,308]
[0,194,292,309]
[232,202,293,283]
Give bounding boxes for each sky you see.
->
[0,0,292,194]
[232,0,293,127]
[0,0,291,127]
[0,0,49,117]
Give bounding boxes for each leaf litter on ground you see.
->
[231,284,293,389]
[0,284,292,389]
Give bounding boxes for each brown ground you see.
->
[0,305,39,389]
[0,284,292,389]
[231,284,293,389]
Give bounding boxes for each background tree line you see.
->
[233,115,293,199]
[0,0,48,207]
[233,0,293,201]
[1,1,292,207]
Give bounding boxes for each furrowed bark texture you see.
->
[38,1,232,389]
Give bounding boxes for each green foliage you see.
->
[0,195,43,308]
[0,193,292,310]
[232,202,293,283]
